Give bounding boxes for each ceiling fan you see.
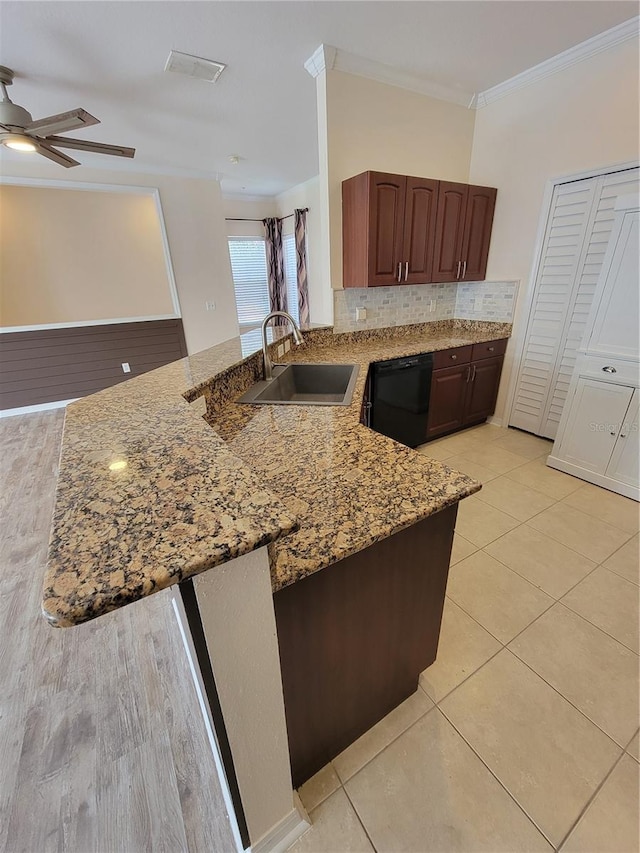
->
[0,66,135,168]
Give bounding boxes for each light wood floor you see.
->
[0,410,236,853]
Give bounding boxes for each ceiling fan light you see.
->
[2,134,37,152]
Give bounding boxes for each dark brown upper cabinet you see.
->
[343,171,496,288]
[432,182,497,283]
[342,171,438,288]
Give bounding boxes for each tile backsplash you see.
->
[333,281,518,332]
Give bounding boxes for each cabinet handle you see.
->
[465,366,471,382]
[462,260,467,279]
[602,365,617,373]
[397,262,402,283]
[488,346,495,352]
[456,260,462,280]
[471,364,477,381]
[451,354,457,361]
[404,261,409,281]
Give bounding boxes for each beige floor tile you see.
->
[485,525,597,599]
[297,763,341,813]
[457,444,529,475]
[465,422,508,442]
[344,709,552,853]
[477,477,556,522]
[506,458,584,500]
[490,430,553,461]
[561,755,639,853]
[561,567,639,653]
[528,502,632,564]
[417,441,458,461]
[626,731,639,762]
[287,788,373,852]
[455,499,520,548]
[509,604,639,746]
[562,483,640,534]
[332,688,433,783]
[450,533,478,565]
[443,454,501,483]
[603,534,639,585]
[440,650,621,847]
[420,598,501,703]
[446,551,554,643]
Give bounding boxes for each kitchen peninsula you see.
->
[42,318,510,852]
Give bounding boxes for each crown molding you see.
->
[473,16,640,108]
[304,43,473,107]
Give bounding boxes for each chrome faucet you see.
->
[261,311,304,380]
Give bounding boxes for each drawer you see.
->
[471,339,508,361]
[577,354,640,386]
[433,345,473,369]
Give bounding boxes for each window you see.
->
[228,238,270,331]
[228,234,301,331]
[283,233,300,325]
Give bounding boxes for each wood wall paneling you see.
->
[0,319,187,410]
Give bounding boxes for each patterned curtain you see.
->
[263,217,287,323]
[294,209,310,326]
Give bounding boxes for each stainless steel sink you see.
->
[238,363,359,406]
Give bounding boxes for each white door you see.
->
[510,167,639,439]
[556,379,634,475]
[606,389,639,488]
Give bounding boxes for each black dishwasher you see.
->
[370,353,433,448]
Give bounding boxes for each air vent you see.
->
[164,50,227,83]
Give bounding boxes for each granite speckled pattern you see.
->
[43,319,509,627]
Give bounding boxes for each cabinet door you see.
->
[556,380,634,475]
[368,173,406,286]
[402,177,439,284]
[606,389,639,487]
[460,186,497,281]
[426,364,470,439]
[431,182,468,283]
[464,356,504,425]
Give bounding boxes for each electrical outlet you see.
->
[205,300,216,311]
[284,339,291,353]
[121,362,131,373]
[355,307,367,321]
[277,344,285,358]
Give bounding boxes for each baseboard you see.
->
[250,794,310,853]
[547,455,639,501]
[0,398,76,418]
[487,415,504,427]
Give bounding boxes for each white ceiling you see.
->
[0,1,637,196]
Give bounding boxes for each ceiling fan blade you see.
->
[34,139,80,168]
[26,108,100,137]
[44,134,135,159]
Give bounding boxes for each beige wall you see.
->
[224,197,277,239]
[0,185,174,327]
[324,70,477,290]
[469,38,640,424]
[0,161,239,354]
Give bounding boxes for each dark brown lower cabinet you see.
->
[426,341,507,441]
[273,504,457,788]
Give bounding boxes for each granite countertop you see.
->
[43,319,510,627]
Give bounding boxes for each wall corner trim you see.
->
[474,15,640,108]
[304,44,337,78]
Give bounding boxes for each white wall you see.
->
[224,196,277,238]
[324,70,477,290]
[0,160,239,354]
[469,38,640,424]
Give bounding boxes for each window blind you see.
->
[283,233,300,324]
[228,238,270,331]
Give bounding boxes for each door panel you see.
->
[460,186,497,281]
[464,356,504,424]
[402,177,439,284]
[368,173,406,286]
[556,379,633,474]
[432,182,467,283]
[426,364,469,438]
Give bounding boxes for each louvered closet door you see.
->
[511,167,639,440]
